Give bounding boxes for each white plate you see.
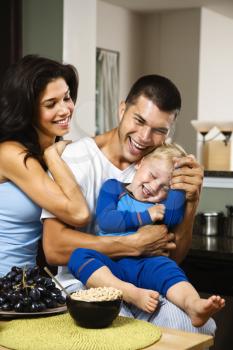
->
[0,305,67,319]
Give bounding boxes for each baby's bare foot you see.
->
[137,289,159,313]
[125,286,159,313]
[188,295,225,327]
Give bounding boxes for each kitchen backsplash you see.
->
[198,187,233,214]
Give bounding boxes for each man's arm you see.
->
[42,218,176,266]
[169,154,203,263]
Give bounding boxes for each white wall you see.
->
[197,8,233,165]
[97,0,143,102]
[97,4,200,153]
[63,0,97,138]
[198,7,233,121]
[62,1,233,155]
[141,13,161,74]
[63,0,144,138]
[141,10,200,153]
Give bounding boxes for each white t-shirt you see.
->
[41,136,135,288]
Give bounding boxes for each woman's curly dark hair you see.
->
[0,54,79,168]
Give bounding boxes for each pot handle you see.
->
[226,205,233,217]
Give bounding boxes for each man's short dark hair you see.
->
[125,74,181,118]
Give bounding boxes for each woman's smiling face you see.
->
[36,77,74,142]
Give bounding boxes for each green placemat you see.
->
[0,313,162,350]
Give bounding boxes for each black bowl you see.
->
[66,295,122,328]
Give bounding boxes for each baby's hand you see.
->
[148,204,165,222]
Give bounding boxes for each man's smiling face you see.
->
[117,95,175,164]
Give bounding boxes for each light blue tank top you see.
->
[0,181,42,277]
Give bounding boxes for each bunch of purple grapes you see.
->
[0,266,66,312]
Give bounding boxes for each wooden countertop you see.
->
[146,327,213,350]
[0,323,213,350]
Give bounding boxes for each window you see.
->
[96,48,119,135]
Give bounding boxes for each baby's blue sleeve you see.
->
[96,179,152,233]
[161,189,186,228]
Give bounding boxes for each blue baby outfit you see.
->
[96,179,186,235]
[0,181,42,277]
[68,179,187,296]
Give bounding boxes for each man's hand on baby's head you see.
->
[148,204,165,222]
[170,155,204,202]
[172,154,196,170]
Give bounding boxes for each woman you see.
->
[0,55,90,276]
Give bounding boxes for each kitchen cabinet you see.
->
[181,234,233,350]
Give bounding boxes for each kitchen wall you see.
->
[97,2,200,154]
[63,0,96,138]
[23,0,96,138]
[97,1,143,102]
[198,7,233,121]
[197,8,233,164]
[22,0,233,212]
[96,3,233,158]
[22,0,63,60]
[22,0,233,154]
[141,10,200,154]
[198,187,233,215]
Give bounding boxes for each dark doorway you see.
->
[0,0,22,79]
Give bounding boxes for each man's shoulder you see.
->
[61,137,113,184]
[63,137,95,155]
[62,137,102,163]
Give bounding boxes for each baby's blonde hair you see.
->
[145,142,187,163]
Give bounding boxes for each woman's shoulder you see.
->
[0,141,27,181]
[0,140,26,155]
[0,141,25,162]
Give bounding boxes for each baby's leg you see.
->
[133,255,225,327]
[68,248,159,313]
[86,266,159,313]
[167,281,225,327]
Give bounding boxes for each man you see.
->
[42,75,215,334]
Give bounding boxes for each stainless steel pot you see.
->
[198,211,224,236]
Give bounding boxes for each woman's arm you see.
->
[0,141,90,226]
[96,179,152,233]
